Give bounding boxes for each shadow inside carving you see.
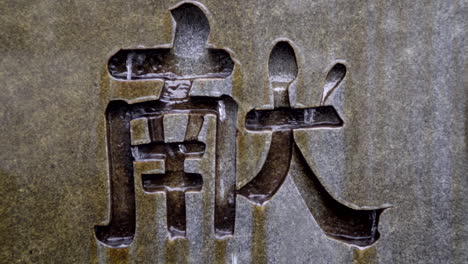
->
[108,4,234,80]
[269,41,298,82]
[239,41,384,246]
[97,94,238,244]
[239,105,343,205]
[141,142,205,238]
[321,63,346,105]
[108,48,233,80]
[237,130,292,204]
[95,101,136,248]
[245,106,343,131]
[96,3,238,246]
[292,145,383,247]
[239,41,344,204]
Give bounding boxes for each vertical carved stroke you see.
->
[215,97,238,236]
[95,101,136,248]
[239,41,298,204]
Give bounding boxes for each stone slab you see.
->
[0,0,466,263]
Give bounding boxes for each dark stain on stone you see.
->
[107,247,130,264]
[239,42,344,207]
[214,238,228,264]
[165,238,188,264]
[89,233,98,264]
[352,246,377,264]
[202,186,212,264]
[252,205,267,264]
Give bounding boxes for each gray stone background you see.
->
[0,0,466,263]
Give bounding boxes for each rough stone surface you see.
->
[0,0,466,263]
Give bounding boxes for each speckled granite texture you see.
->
[0,0,466,263]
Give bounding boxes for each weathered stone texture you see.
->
[0,0,466,263]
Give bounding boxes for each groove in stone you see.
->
[292,145,383,247]
[269,41,298,108]
[321,63,346,105]
[245,106,343,131]
[237,130,292,205]
[95,101,136,248]
[141,140,205,238]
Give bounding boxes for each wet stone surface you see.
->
[0,0,466,263]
